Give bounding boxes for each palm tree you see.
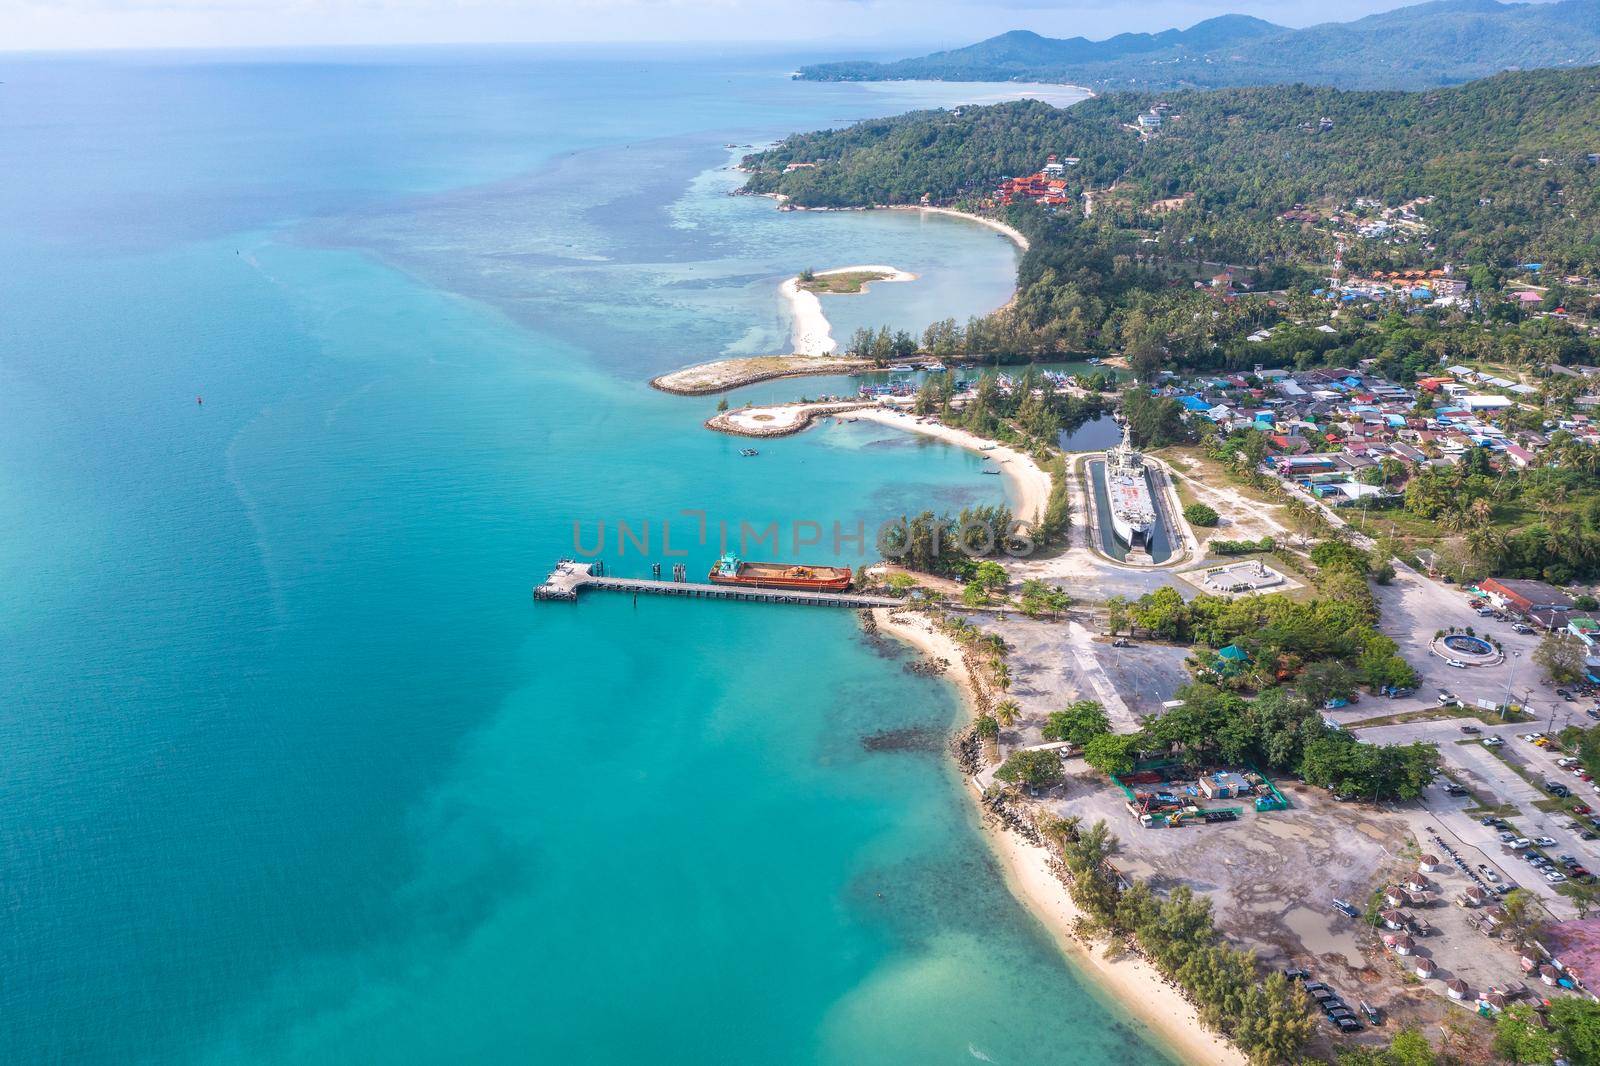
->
[994,699,1021,728]
[992,660,1012,693]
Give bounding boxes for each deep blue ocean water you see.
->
[0,47,1174,1064]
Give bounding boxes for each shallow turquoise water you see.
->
[0,47,1173,1065]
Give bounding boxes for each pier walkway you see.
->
[535,560,901,609]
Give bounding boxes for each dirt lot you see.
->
[1036,764,1538,1045]
[976,614,1193,739]
[1161,448,1290,545]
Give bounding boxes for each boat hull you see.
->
[708,562,853,592]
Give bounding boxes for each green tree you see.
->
[974,714,1000,741]
[1233,973,1314,1066]
[995,748,1065,790]
[1042,700,1111,747]
[1298,660,1359,706]
[1495,1002,1558,1064]
[1083,732,1140,776]
[1500,887,1541,943]
[993,698,1021,728]
[1183,502,1220,527]
[1339,1027,1438,1066]
[1105,595,1130,636]
[972,560,1009,591]
[1019,579,1071,618]
[1549,997,1600,1065]
[1536,631,1588,684]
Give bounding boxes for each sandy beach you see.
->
[851,407,1052,527]
[889,206,1031,252]
[780,264,915,356]
[873,608,1246,1066]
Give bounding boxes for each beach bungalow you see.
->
[1414,957,1438,978]
[1419,855,1446,873]
[1393,935,1415,957]
[1446,978,1469,1000]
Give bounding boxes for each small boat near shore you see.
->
[739,448,759,457]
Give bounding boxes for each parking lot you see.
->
[1351,716,1599,918]
[1376,564,1567,689]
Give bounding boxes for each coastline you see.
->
[779,264,916,356]
[649,355,873,395]
[886,206,1031,252]
[873,608,1245,1066]
[851,407,1051,527]
[649,209,1027,394]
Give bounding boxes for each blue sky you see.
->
[3,0,1458,53]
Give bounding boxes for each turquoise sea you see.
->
[0,47,1174,1064]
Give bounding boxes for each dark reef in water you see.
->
[861,724,946,754]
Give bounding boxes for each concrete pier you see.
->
[535,560,901,609]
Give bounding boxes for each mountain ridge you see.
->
[798,0,1600,91]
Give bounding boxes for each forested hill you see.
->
[743,66,1600,272]
[798,0,1600,91]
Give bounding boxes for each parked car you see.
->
[1514,622,1535,635]
[1446,659,1467,668]
[1460,724,1480,734]
[1483,736,1505,747]
[1331,900,1359,919]
[1536,836,1558,847]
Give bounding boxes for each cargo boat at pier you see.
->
[708,554,852,592]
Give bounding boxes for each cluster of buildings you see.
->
[1327,268,1469,306]
[1158,361,1589,506]
[1130,103,1171,137]
[1278,195,1433,246]
[995,154,1078,208]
